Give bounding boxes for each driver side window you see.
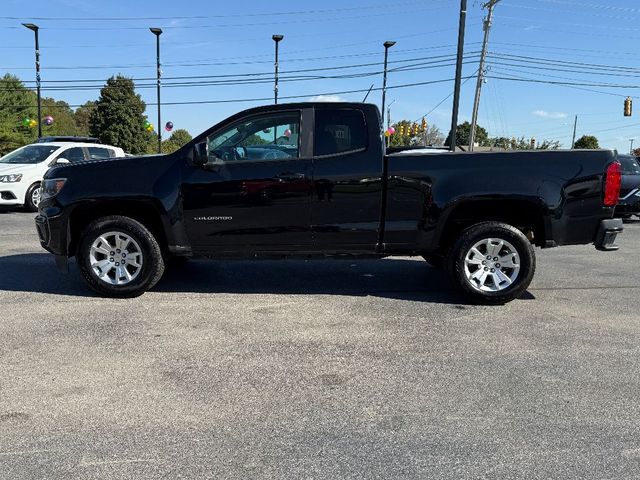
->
[206,111,300,162]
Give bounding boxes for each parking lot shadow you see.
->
[0,253,535,304]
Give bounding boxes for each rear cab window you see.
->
[314,108,368,157]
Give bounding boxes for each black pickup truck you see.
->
[36,102,623,303]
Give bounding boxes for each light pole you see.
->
[630,139,635,154]
[272,35,284,104]
[381,40,396,140]
[23,23,42,138]
[150,27,162,154]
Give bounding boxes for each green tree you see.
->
[74,101,96,136]
[0,74,37,154]
[573,135,599,149]
[488,136,561,150]
[90,76,149,154]
[160,129,193,154]
[444,121,488,148]
[41,98,78,137]
[240,133,269,147]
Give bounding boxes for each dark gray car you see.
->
[616,155,640,219]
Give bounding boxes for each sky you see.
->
[1,0,639,153]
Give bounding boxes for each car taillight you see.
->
[603,161,621,207]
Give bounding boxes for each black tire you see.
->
[24,182,41,212]
[446,222,535,305]
[422,253,445,270]
[77,216,165,298]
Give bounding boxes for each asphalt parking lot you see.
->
[1,210,639,479]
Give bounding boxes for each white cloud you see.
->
[532,110,568,119]
[308,95,345,102]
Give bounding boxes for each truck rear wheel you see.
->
[446,222,535,304]
[77,216,165,298]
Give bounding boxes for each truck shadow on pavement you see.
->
[0,253,535,304]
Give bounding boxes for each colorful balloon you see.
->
[284,129,292,138]
[384,130,391,137]
[388,127,395,135]
[44,115,54,126]
[22,118,31,127]
[165,121,173,132]
[144,120,151,129]
[29,119,37,129]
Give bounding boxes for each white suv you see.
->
[0,141,125,211]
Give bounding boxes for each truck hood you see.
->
[44,154,166,179]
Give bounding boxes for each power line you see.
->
[487,74,640,90]
[0,1,438,21]
[0,53,483,92]
[0,6,449,31]
[412,70,478,123]
[0,77,463,109]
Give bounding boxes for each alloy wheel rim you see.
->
[463,237,520,292]
[32,187,41,207]
[89,231,143,286]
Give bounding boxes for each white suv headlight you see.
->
[0,174,23,183]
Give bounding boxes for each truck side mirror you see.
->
[193,142,208,166]
[56,158,70,164]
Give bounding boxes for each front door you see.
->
[182,109,313,252]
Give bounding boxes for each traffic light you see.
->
[421,117,427,132]
[624,96,633,116]
[412,123,419,135]
[399,124,405,136]
[530,137,536,149]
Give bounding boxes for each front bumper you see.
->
[35,209,69,272]
[595,218,623,251]
[0,183,27,206]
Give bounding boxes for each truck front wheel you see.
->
[447,222,535,304]
[77,216,165,298]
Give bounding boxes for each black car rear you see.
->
[615,154,640,219]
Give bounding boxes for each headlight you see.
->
[41,178,67,200]
[0,174,23,183]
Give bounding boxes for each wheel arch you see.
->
[68,200,169,257]
[436,197,548,251]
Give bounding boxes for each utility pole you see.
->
[449,0,467,152]
[386,99,396,130]
[630,139,635,154]
[571,115,578,149]
[469,0,501,151]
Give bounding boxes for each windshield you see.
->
[0,145,61,164]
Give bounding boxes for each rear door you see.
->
[56,147,86,163]
[310,105,384,252]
